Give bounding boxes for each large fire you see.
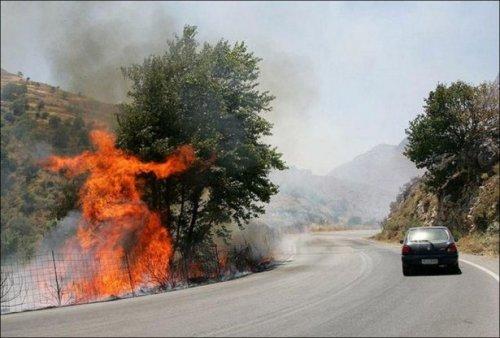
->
[44,130,195,299]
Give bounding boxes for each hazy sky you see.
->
[1,1,498,174]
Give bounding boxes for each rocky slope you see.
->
[378,166,499,255]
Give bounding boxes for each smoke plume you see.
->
[2,2,176,103]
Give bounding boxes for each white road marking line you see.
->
[459,259,499,282]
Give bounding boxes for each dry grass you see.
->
[1,68,117,127]
[457,233,499,256]
[372,232,396,242]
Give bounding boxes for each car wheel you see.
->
[402,264,411,276]
[449,262,460,274]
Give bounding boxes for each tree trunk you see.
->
[434,190,444,227]
[172,185,186,255]
[182,190,202,270]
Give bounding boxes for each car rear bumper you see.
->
[402,254,458,266]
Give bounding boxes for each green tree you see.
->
[116,26,285,260]
[405,81,499,230]
[405,81,498,192]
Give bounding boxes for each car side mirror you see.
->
[399,239,404,244]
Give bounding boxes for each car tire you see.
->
[402,264,411,276]
[449,262,460,274]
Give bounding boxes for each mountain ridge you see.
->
[261,140,424,228]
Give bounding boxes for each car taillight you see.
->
[402,244,411,255]
[447,243,457,253]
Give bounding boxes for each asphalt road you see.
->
[1,230,499,337]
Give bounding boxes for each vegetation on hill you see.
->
[377,80,499,255]
[0,69,115,258]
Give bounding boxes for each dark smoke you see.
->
[3,2,176,103]
[2,2,318,101]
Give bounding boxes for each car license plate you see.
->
[421,259,438,265]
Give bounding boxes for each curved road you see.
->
[1,231,499,337]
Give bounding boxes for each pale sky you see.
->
[1,1,499,174]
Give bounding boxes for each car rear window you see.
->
[407,228,449,243]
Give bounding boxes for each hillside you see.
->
[1,68,117,126]
[378,167,499,255]
[1,68,117,258]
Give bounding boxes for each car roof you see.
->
[407,226,449,230]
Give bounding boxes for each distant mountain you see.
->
[328,139,424,196]
[260,140,423,228]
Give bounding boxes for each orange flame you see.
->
[44,130,195,298]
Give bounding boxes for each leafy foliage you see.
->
[405,81,499,193]
[116,26,285,257]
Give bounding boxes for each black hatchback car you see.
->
[400,226,459,276]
